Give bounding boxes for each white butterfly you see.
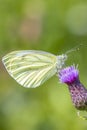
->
[2,50,67,88]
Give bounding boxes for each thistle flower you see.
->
[58,65,87,111]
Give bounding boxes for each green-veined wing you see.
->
[2,50,58,88]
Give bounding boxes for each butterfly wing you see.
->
[2,50,57,88]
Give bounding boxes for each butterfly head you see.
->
[56,54,67,71]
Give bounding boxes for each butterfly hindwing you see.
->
[2,50,57,88]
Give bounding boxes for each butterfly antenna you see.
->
[65,44,83,55]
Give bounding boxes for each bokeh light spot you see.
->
[66,3,87,35]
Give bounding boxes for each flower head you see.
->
[58,65,79,85]
[58,65,87,111]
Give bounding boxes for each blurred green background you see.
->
[1,0,87,130]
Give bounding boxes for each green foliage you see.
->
[1,0,87,130]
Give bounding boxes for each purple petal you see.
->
[58,65,79,84]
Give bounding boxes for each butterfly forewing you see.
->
[2,50,57,88]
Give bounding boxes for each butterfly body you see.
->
[2,50,67,88]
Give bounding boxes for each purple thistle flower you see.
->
[58,65,87,111]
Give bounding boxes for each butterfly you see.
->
[2,44,82,88]
[2,50,67,88]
